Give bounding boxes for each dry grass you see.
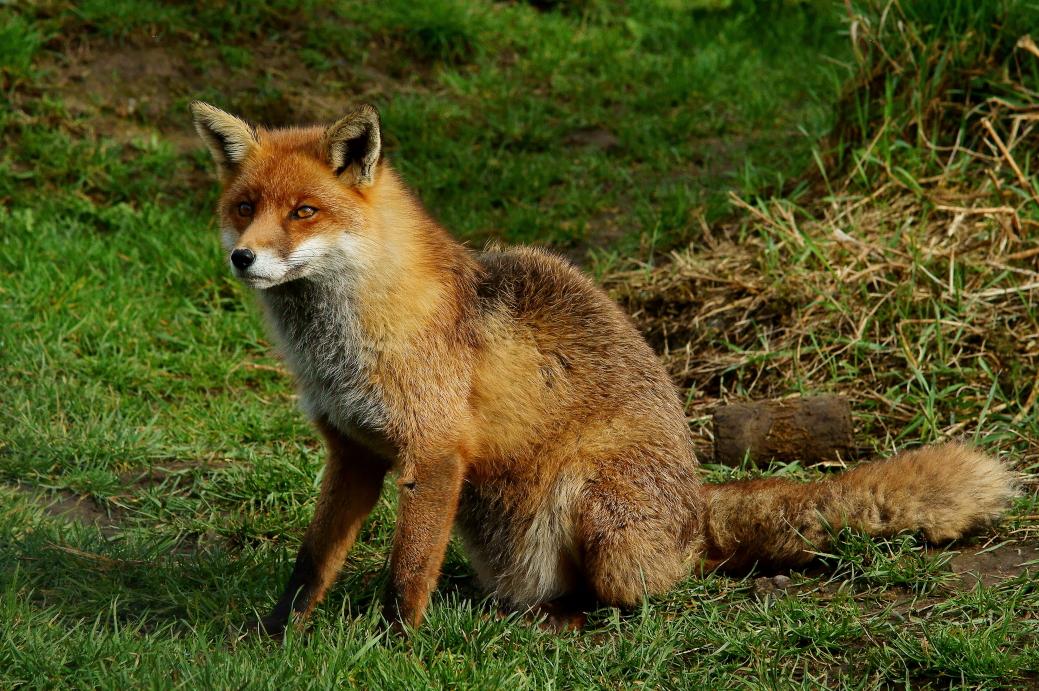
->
[606,0,1039,462]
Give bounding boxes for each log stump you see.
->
[712,394,854,468]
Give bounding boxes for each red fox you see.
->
[190,102,1018,634]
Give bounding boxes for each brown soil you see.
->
[31,488,123,536]
[950,539,1039,588]
[35,35,379,158]
[117,459,226,491]
[12,459,229,539]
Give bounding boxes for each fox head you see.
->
[190,102,384,289]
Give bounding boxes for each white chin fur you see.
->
[236,272,285,290]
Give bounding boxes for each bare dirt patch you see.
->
[37,35,378,155]
[36,489,123,534]
[563,126,622,152]
[8,459,230,536]
[117,459,226,492]
[950,539,1039,588]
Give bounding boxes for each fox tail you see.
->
[700,442,1019,574]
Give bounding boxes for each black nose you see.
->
[231,248,255,269]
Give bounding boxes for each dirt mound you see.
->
[36,34,383,154]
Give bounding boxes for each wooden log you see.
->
[712,394,854,468]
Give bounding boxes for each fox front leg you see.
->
[383,453,465,632]
[258,421,389,637]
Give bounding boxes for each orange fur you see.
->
[190,102,1018,635]
[702,443,1017,574]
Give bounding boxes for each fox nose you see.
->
[231,248,255,269]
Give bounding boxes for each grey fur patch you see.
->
[260,273,388,436]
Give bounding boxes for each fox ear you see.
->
[321,104,382,187]
[189,101,258,183]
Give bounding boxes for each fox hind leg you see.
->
[577,459,703,609]
[532,591,595,631]
[457,457,703,627]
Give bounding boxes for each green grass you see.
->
[2,0,1039,688]
[6,0,847,249]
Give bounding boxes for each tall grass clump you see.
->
[830,0,1039,190]
[0,11,42,79]
[609,0,1039,454]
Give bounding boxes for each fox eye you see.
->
[293,206,318,219]
[237,202,253,217]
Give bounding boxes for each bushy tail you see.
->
[700,442,1018,574]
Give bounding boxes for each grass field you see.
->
[3,0,1039,688]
